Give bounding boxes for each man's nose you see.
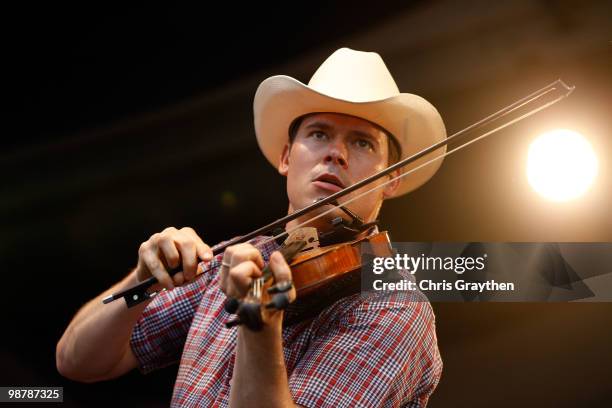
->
[324,140,348,168]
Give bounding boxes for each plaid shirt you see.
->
[130,235,443,407]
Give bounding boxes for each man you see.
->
[56,48,446,407]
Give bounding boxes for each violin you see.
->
[224,228,395,331]
[103,79,574,330]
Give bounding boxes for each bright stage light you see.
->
[527,129,598,202]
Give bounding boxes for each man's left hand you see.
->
[220,245,296,326]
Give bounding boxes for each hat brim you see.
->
[254,75,447,198]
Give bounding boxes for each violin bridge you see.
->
[284,227,319,252]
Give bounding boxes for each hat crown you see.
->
[308,48,400,102]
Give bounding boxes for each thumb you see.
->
[269,251,292,281]
[269,251,296,302]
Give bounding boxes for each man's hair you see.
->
[288,113,402,165]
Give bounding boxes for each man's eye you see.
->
[356,139,374,150]
[311,131,328,140]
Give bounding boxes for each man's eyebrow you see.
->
[304,121,333,131]
[349,129,379,142]
[304,122,379,141]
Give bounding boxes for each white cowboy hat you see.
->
[253,47,446,198]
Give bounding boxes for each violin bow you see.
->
[103,79,574,307]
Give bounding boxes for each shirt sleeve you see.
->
[129,251,226,374]
[289,291,443,408]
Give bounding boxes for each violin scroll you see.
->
[223,240,305,331]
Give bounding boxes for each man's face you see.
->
[278,112,400,230]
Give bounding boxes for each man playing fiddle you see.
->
[56,48,445,407]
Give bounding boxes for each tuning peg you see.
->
[225,317,242,328]
[267,280,293,294]
[265,293,290,311]
[224,297,240,314]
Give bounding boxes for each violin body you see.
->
[282,230,394,326]
[290,230,393,298]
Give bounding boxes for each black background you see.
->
[2,1,611,407]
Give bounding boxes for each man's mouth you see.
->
[312,173,346,193]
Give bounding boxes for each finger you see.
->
[176,234,198,281]
[193,233,213,261]
[220,244,262,292]
[196,241,213,262]
[269,251,292,282]
[158,238,181,269]
[141,247,174,290]
[227,243,265,269]
[219,255,231,293]
[182,227,213,261]
[269,251,296,303]
[173,271,185,286]
[224,260,262,299]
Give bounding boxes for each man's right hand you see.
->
[135,226,213,290]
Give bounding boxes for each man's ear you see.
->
[382,169,401,199]
[278,144,290,176]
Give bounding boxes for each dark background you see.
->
[2,1,611,407]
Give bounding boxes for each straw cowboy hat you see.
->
[253,47,446,198]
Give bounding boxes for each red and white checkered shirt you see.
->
[130,235,443,407]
